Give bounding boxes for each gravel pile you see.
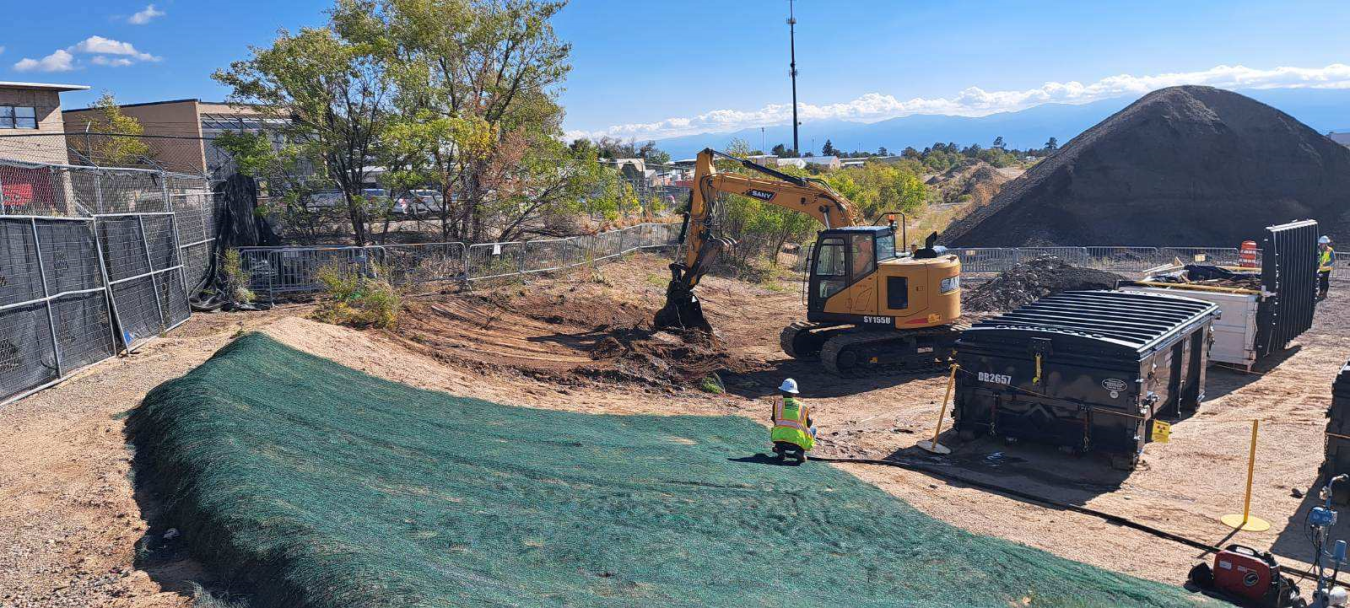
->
[945,86,1350,247]
[964,257,1127,312]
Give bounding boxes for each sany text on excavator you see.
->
[654,148,965,376]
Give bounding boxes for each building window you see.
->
[0,106,38,129]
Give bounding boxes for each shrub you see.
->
[312,264,401,329]
[220,249,255,306]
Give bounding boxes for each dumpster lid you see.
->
[965,291,1219,353]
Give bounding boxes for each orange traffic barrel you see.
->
[1239,240,1258,268]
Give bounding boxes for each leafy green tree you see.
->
[821,139,837,157]
[78,92,151,167]
[1045,137,1059,152]
[380,0,573,243]
[214,3,394,245]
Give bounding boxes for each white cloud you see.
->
[71,36,161,62]
[13,49,75,73]
[568,63,1350,141]
[128,4,166,25]
[91,56,135,67]
[0,46,6,55]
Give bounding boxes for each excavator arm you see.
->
[655,148,857,329]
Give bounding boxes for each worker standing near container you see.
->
[1320,236,1335,300]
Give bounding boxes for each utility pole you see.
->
[788,0,800,156]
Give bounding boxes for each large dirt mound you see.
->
[964,257,1127,312]
[944,86,1350,246]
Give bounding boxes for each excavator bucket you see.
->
[654,265,712,332]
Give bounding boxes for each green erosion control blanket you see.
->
[131,334,1207,608]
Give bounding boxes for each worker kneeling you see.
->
[771,378,815,464]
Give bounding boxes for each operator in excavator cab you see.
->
[770,378,815,464]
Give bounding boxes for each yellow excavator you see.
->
[654,148,964,375]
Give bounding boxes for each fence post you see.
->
[0,169,6,216]
[137,215,167,334]
[30,218,63,378]
[160,170,173,213]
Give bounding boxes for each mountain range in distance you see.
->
[651,88,1350,160]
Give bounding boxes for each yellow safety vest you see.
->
[1321,247,1335,272]
[771,397,814,451]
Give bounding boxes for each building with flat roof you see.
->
[0,81,90,165]
[63,98,282,177]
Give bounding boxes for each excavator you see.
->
[654,148,964,376]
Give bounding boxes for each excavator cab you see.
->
[806,229,959,328]
[807,227,896,318]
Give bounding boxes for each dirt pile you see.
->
[392,290,756,389]
[944,86,1350,247]
[964,257,1127,312]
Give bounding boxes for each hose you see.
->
[810,454,1219,553]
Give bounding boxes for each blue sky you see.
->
[3,1,1348,140]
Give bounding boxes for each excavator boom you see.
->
[655,149,856,329]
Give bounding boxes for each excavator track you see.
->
[819,324,968,377]
[779,322,851,361]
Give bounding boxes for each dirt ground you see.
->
[2,251,1346,605]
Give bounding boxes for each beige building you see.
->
[63,99,274,176]
[0,81,90,164]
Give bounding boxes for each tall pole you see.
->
[788,0,800,156]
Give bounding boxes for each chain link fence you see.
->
[0,216,118,405]
[236,223,682,298]
[0,157,222,406]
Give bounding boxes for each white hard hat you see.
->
[1321,236,1332,244]
[1329,585,1348,606]
[778,378,799,394]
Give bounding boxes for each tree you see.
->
[821,139,837,157]
[771,143,799,158]
[378,0,573,243]
[877,146,889,156]
[637,141,670,165]
[992,136,1005,150]
[78,92,151,167]
[215,3,394,245]
[1045,137,1059,152]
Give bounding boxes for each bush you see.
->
[220,249,255,306]
[312,264,401,329]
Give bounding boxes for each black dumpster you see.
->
[1323,359,1350,503]
[953,291,1220,469]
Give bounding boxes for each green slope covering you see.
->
[131,333,1206,608]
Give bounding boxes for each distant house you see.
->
[1330,132,1350,148]
[746,154,778,167]
[776,158,807,169]
[804,155,841,170]
[840,159,865,169]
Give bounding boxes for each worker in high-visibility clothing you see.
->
[1319,236,1335,300]
[770,378,815,459]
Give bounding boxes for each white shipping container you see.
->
[1118,285,1259,370]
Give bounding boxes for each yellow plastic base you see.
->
[916,440,951,455]
[1220,513,1271,532]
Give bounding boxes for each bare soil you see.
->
[3,250,1347,604]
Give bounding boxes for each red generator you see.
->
[1189,545,1304,607]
